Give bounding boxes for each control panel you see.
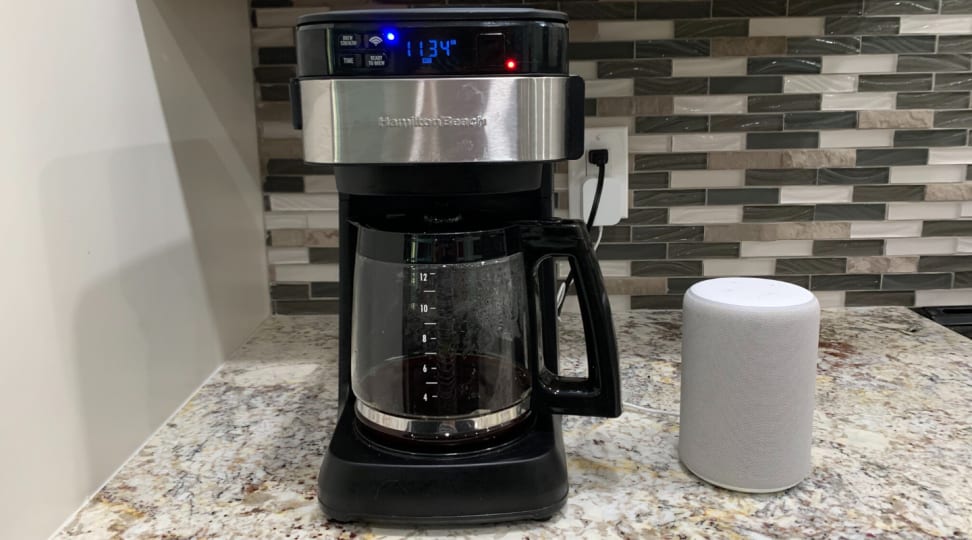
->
[296,10,568,77]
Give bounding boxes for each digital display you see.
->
[406,38,459,65]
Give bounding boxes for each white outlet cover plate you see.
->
[567,126,629,227]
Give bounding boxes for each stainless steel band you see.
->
[300,77,570,164]
[355,399,530,439]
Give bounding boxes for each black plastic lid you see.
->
[356,223,519,264]
[297,8,568,26]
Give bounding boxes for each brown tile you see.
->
[604,277,667,295]
[703,222,850,241]
[708,151,784,170]
[631,295,685,309]
[270,229,305,247]
[858,110,934,129]
[711,37,787,56]
[257,102,292,122]
[844,291,915,307]
[305,229,340,247]
[569,21,599,42]
[924,183,972,201]
[782,149,856,168]
[596,97,634,116]
[846,256,918,273]
[274,300,339,314]
[260,138,303,160]
[634,96,675,115]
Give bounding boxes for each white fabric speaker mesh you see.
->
[679,277,820,493]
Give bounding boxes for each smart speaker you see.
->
[679,277,820,493]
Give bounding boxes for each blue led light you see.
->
[386,32,396,41]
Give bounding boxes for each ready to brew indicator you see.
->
[417,269,439,403]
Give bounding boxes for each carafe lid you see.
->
[355,222,518,264]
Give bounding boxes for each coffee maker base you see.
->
[318,401,569,525]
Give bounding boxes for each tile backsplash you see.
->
[252,0,972,314]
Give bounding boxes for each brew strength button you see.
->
[338,54,361,68]
[365,53,387,68]
[337,33,359,48]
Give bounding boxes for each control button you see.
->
[338,54,361,68]
[364,34,384,48]
[337,33,360,48]
[364,53,387,68]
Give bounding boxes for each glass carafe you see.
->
[351,219,620,443]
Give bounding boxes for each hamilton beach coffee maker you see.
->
[291,8,622,524]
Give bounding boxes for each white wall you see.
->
[0,1,269,537]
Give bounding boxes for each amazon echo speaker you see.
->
[678,277,819,492]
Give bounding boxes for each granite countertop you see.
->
[57,307,972,538]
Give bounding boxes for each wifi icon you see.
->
[368,35,383,46]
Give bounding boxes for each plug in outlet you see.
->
[567,127,629,227]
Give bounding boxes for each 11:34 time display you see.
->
[406,38,458,64]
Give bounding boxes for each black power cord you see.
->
[557,149,609,316]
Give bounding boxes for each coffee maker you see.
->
[291,8,622,525]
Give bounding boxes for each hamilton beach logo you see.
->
[378,115,487,128]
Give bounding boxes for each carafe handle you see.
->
[518,220,622,418]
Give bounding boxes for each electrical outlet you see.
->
[567,127,629,227]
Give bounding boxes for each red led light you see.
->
[505,59,517,70]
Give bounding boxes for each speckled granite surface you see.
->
[56,308,972,538]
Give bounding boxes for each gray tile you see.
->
[864,0,940,13]
[600,226,632,243]
[569,42,635,60]
[857,149,929,166]
[882,273,953,290]
[743,205,815,222]
[918,255,972,272]
[814,204,886,220]
[858,74,933,92]
[748,57,822,75]
[258,47,296,65]
[275,300,338,314]
[777,257,847,274]
[818,167,890,184]
[597,243,667,260]
[791,0,864,15]
[747,132,820,149]
[845,291,914,306]
[267,159,332,175]
[811,274,881,290]
[561,2,636,20]
[894,129,968,147]
[255,66,295,83]
[955,271,972,287]
[897,54,971,72]
[749,94,822,113]
[629,172,670,189]
[622,208,669,224]
[814,239,885,256]
[264,176,304,192]
[632,260,703,276]
[633,226,704,241]
[825,16,900,35]
[636,115,709,133]
[939,36,972,54]
[713,0,785,16]
[597,97,636,116]
[260,84,291,101]
[935,73,972,91]
[668,242,740,258]
[759,275,812,288]
[710,114,783,132]
[710,76,783,94]
[942,0,972,12]
[934,111,972,128]
[270,284,309,300]
[598,60,672,78]
[707,188,780,204]
[310,282,340,298]
[584,98,598,117]
[637,1,710,19]
[897,92,971,110]
[784,112,857,130]
[631,295,685,309]
[787,37,861,55]
[922,220,972,236]
[634,189,706,206]
[852,185,926,202]
[309,247,339,263]
[675,19,750,38]
[667,277,709,293]
[636,77,709,95]
[636,40,710,58]
[746,168,818,185]
[634,153,708,171]
[862,36,936,54]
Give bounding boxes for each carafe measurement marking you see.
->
[416,268,439,404]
